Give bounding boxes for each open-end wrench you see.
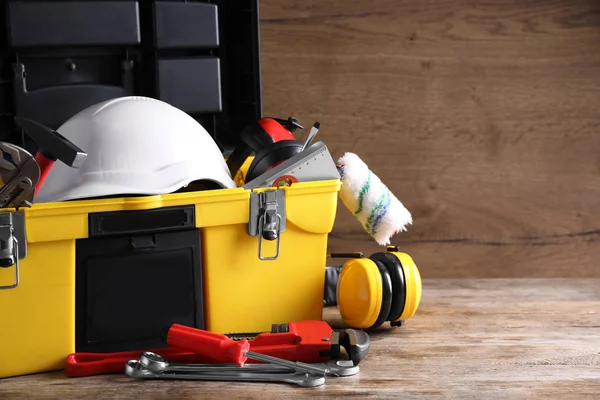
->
[125,359,326,388]
[139,351,359,377]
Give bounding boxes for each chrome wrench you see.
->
[138,351,359,377]
[0,142,40,209]
[125,359,325,388]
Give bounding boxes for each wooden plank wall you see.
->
[258,0,600,278]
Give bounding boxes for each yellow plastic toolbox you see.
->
[0,172,341,378]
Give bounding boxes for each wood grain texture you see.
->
[258,0,600,277]
[2,279,599,399]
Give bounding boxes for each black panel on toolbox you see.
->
[157,57,222,114]
[75,228,204,353]
[7,1,141,47]
[0,0,262,156]
[77,206,203,353]
[154,1,219,49]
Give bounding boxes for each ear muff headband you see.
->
[368,259,393,330]
[337,258,382,329]
[370,252,406,323]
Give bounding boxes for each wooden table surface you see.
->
[1,278,599,399]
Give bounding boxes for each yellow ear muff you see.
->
[333,249,422,330]
[367,258,394,329]
[389,251,422,321]
[337,258,383,329]
[370,251,406,325]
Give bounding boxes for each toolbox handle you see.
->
[0,211,27,290]
[248,190,286,260]
[257,213,281,261]
[0,237,20,290]
[89,205,195,237]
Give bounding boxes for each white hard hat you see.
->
[33,96,237,203]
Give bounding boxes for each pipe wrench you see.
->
[166,320,371,366]
[66,320,371,377]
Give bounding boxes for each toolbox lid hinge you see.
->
[247,189,286,261]
[0,211,27,290]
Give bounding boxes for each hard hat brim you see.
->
[34,159,238,203]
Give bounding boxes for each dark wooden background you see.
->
[258,0,600,279]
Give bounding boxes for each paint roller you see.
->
[336,152,412,245]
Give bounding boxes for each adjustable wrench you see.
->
[125,359,326,388]
[0,142,40,209]
[138,351,359,377]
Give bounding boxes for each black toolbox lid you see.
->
[0,0,262,156]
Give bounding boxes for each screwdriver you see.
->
[164,324,329,376]
[301,122,320,151]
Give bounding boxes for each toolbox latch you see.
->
[0,211,27,290]
[248,190,286,260]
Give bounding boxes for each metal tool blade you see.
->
[125,360,325,387]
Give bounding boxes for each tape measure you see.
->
[243,141,340,189]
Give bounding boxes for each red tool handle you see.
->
[34,152,55,193]
[165,324,250,366]
[166,321,334,365]
[65,348,216,377]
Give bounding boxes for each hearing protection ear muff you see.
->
[325,246,422,330]
[245,140,305,182]
[226,116,304,179]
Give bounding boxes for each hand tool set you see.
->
[0,1,423,385]
[65,320,368,387]
[165,320,370,366]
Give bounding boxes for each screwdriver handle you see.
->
[165,324,250,366]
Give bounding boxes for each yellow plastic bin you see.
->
[0,173,341,378]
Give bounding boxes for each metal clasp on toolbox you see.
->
[0,211,27,290]
[247,189,286,261]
